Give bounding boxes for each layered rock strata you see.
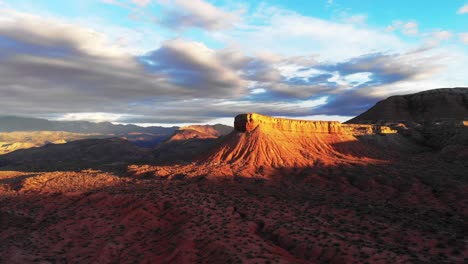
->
[234,113,344,133]
[234,113,397,135]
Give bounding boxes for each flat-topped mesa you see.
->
[234,113,344,133]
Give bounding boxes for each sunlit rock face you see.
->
[342,124,397,135]
[234,113,397,135]
[234,113,344,133]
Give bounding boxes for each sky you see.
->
[0,0,467,126]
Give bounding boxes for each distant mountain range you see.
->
[0,116,178,135]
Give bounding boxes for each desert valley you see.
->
[0,88,467,263]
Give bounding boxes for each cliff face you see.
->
[346,88,468,124]
[234,113,397,135]
[234,113,344,133]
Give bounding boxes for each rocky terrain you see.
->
[0,89,467,263]
[346,88,468,124]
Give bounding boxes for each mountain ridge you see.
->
[0,116,178,134]
[346,87,468,124]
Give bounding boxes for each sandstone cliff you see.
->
[234,113,344,133]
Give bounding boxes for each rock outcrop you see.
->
[342,124,398,136]
[346,88,468,124]
[167,124,232,142]
[234,113,343,133]
[234,113,397,135]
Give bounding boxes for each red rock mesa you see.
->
[208,113,388,168]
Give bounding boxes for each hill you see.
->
[0,138,150,171]
[166,124,232,142]
[346,88,468,124]
[0,131,108,155]
[154,124,233,163]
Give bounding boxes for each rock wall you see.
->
[234,113,344,133]
[342,124,397,136]
[234,113,397,135]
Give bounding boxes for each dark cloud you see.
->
[316,50,444,88]
[140,39,245,97]
[312,91,379,116]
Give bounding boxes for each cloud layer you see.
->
[0,2,467,125]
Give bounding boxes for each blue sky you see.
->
[0,0,467,125]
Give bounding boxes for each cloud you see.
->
[457,4,468,14]
[132,0,151,6]
[386,20,419,36]
[140,38,246,97]
[0,10,248,120]
[1,5,466,125]
[158,0,241,30]
[424,30,453,46]
[402,21,418,36]
[217,6,408,61]
[342,14,368,24]
[318,49,444,85]
[280,49,447,116]
[459,33,468,44]
[101,0,151,7]
[0,10,131,59]
[432,30,452,41]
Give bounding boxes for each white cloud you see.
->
[101,0,151,7]
[424,30,453,46]
[457,4,468,14]
[0,9,132,60]
[250,88,266,94]
[386,20,419,36]
[402,21,418,36]
[56,113,140,123]
[132,0,151,6]
[219,7,408,62]
[459,33,468,44]
[432,30,452,41]
[342,14,368,24]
